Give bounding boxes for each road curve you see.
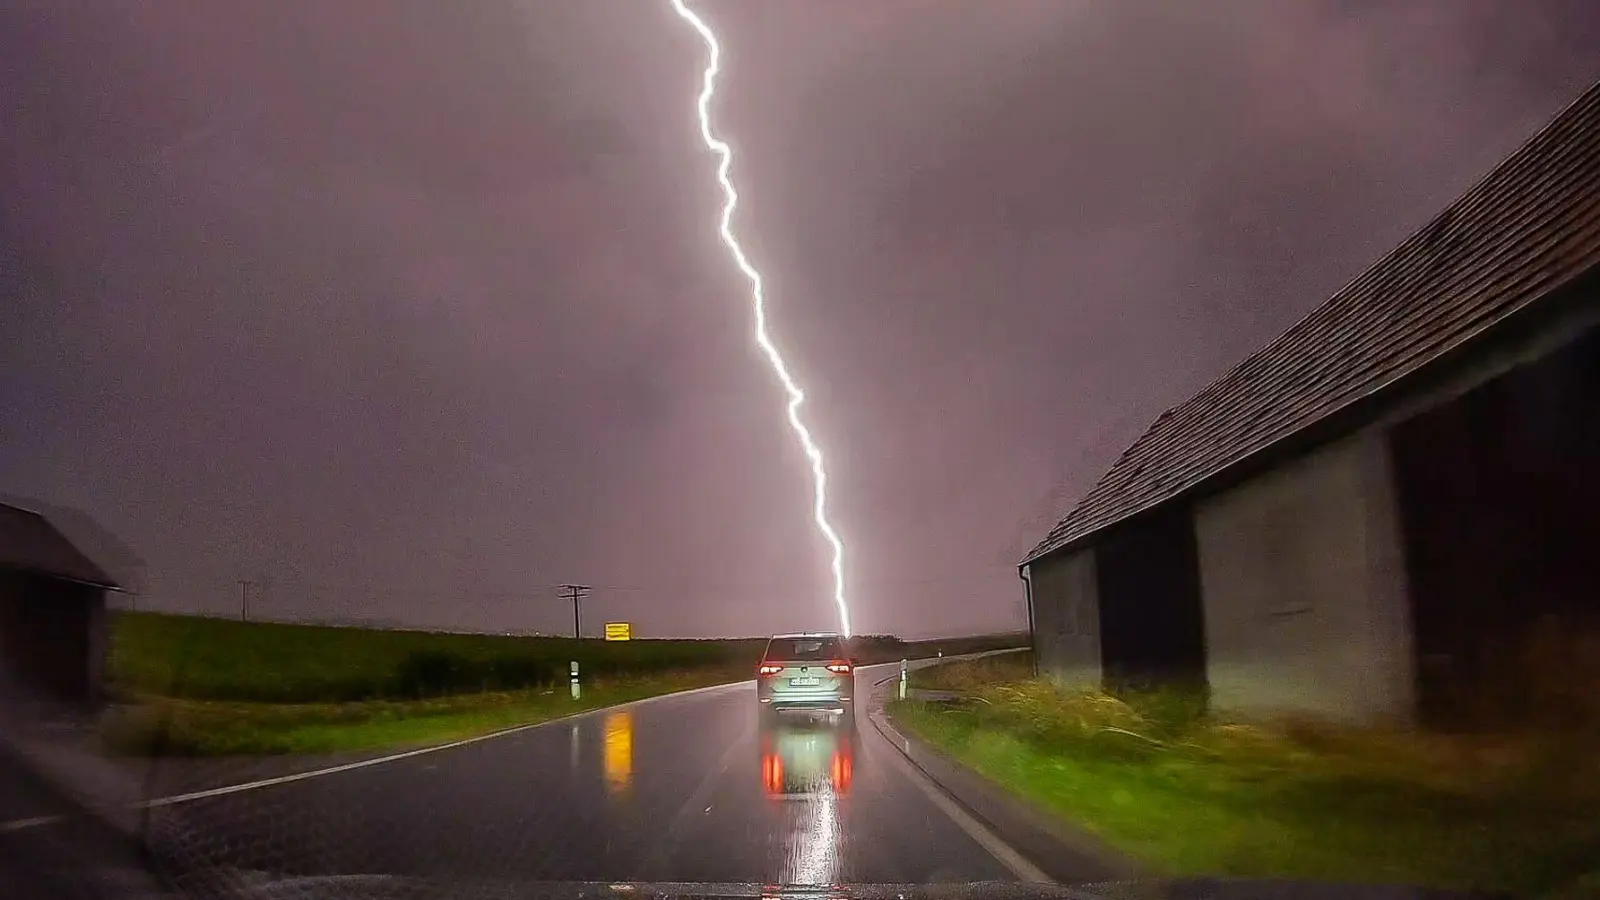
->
[145,663,1028,886]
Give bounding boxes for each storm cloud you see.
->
[4,1,1598,637]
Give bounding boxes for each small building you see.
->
[0,501,121,707]
[1021,80,1600,728]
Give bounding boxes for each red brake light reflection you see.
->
[831,751,853,794]
[762,752,783,794]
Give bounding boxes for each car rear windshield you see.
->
[764,637,845,661]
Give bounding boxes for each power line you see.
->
[558,584,590,639]
[237,579,254,621]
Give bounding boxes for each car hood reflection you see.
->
[758,715,856,799]
[220,878,1492,899]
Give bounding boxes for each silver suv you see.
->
[756,632,855,719]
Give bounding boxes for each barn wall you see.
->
[1027,549,1101,687]
[1194,430,1413,723]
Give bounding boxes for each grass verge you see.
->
[104,666,746,756]
[891,654,1600,898]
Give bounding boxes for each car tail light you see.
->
[825,661,853,674]
[758,663,783,676]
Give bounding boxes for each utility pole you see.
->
[238,579,255,621]
[559,584,590,639]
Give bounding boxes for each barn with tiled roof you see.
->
[1,501,123,707]
[1021,79,1600,726]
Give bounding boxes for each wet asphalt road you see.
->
[146,664,1026,886]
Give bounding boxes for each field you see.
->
[103,669,749,756]
[106,612,1023,755]
[110,612,767,702]
[893,654,1600,898]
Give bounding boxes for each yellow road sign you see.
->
[604,622,631,641]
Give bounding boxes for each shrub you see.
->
[483,655,558,691]
[392,651,561,697]
[393,651,471,698]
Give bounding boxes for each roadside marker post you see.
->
[570,661,581,700]
[899,659,908,700]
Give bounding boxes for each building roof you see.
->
[0,495,146,592]
[1023,80,1600,566]
[0,502,121,589]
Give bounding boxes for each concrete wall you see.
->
[1195,429,1414,723]
[1027,550,1102,687]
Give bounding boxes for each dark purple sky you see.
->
[4,1,1598,637]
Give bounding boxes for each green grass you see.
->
[892,654,1600,898]
[110,612,769,702]
[105,612,1024,756]
[111,611,1022,703]
[111,612,1022,703]
[103,667,747,756]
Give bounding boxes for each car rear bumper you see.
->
[759,695,853,706]
[757,687,854,707]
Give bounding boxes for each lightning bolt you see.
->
[667,0,852,638]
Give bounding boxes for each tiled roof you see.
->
[0,502,120,588]
[1023,80,1600,565]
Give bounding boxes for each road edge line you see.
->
[868,655,1144,885]
[870,706,1053,883]
[142,659,915,807]
[860,650,1054,883]
[143,678,755,807]
[0,677,758,836]
[0,651,1018,832]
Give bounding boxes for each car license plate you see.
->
[789,676,821,687]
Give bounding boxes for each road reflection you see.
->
[759,713,858,886]
[758,714,857,799]
[603,709,633,797]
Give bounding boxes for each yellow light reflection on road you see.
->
[603,710,634,797]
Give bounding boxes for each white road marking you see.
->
[0,813,66,832]
[0,683,738,830]
[866,649,1051,883]
[0,651,1022,842]
[868,712,1051,883]
[142,678,755,808]
[145,662,916,808]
